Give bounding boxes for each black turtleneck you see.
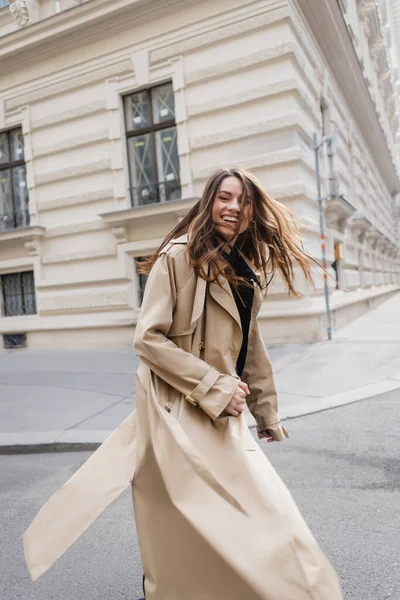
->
[225,246,259,378]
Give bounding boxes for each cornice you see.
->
[294,0,399,194]
[0,0,245,68]
[99,196,198,227]
[0,0,153,59]
[0,224,45,243]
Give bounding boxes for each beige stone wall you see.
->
[0,0,399,348]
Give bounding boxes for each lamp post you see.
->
[313,132,336,341]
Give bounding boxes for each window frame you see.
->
[124,81,180,207]
[0,126,29,230]
[0,271,37,317]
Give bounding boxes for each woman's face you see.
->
[211,176,253,242]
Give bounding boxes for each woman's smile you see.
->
[212,176,253,241]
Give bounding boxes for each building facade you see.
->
[0,0,399,349]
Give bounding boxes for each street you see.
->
[1,390,399,600]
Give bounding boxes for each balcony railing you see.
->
[0,209,30,232]
[130,180,181,207]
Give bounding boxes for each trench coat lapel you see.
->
[252,280,263,317]
[190,266,242,331]
[190,269,208,327]
[209,275,241,329]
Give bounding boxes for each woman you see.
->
[24,168,342,600]
[132,167,341,599]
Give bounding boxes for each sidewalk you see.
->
[1,292,399,453]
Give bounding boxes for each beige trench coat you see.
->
[24,234,342,600]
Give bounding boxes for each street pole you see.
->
[313,132,332,341]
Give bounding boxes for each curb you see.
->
[1,377,399,455]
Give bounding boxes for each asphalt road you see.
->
[1,390,399,600]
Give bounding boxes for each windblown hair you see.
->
[139,167,315,296]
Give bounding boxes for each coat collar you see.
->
[177,232,262,329]
[170,233,189,244]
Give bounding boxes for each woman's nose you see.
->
[229,198,241,212]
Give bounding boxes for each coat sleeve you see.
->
[133,252,239,421]
[242,319,288,441]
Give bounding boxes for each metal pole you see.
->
[313,132,332,340]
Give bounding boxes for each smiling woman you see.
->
[24,167,342,600]
[139,167,316,296]
[212,176,253,241]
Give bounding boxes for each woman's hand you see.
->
[257,430,274,443]
[225,381,250,417]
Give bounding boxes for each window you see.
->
[135,258,149,305]
[124,82,180,206]
[0,0,8,9]
[0,271,36,316]
[0,128,29,231]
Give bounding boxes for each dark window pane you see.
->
[2,274,23,316]
[3,334,27,349]
[12,165,29,226]
[21,272,37,314]
[128,133,157,205]
[0,133,9,165]
[124,91,151,132]
[151,83,175,124]
[155,127,180,201]
[0,169,12,231]
[1,272,36,316]
[11,129,24,162]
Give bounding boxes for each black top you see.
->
[225,246,259,378]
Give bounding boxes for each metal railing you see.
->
[130,180,181,207]
[0,209,30,232]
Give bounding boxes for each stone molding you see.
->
[325,195,356,233]
[191,112,312,150]
[38,189,114,212]
[34,129,109,158]
[9,0,39,28]
[44,220,106,239]
[193,146,314,182]
[39,289,130,314]
[188,78,312,118]
[5,61,131,111]
[357,0,375,39]
[36,276,130,291]
[111,226,128,244]
[186,41,296,84]
[32,101,105,130]
[100,197,198,229]
[24,239,40,255]
[36,159,111,186]
[41,245,115,265]
[151,4,290,63]
[348,213,371,241]
[0,225,45,245]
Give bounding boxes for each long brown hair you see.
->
[139,167,315,296]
